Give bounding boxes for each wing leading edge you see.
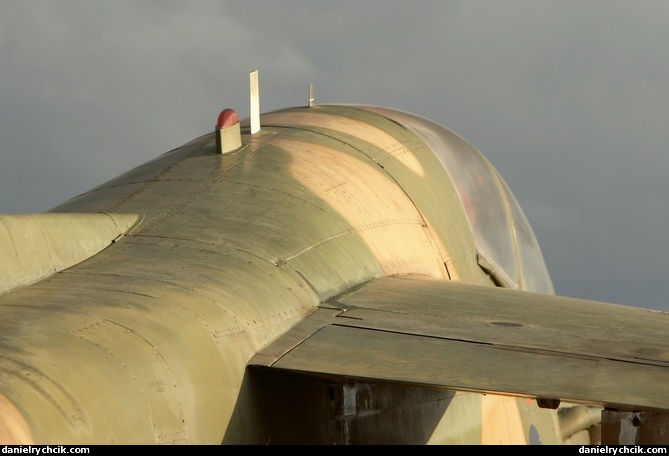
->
[249,274,669,413]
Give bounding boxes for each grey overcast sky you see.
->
[1,1,668,311]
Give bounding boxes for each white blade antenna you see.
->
[250,70,260,134]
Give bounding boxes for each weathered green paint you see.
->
[0,213,142,295]
[253,275,669,412]
[0,105,650,444]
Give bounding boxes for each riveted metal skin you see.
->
[0,105,657,444]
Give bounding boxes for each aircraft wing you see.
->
[250,274,669,413]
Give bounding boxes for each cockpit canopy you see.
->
[365,106,554,294]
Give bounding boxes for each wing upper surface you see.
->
[0,213,143,295]
[250,275,669,412]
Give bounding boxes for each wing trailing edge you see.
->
[249,274,669,413]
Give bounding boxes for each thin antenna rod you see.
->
[250,70,260,134]
[308,84,315,107]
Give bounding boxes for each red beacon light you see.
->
[216,109,239,129]
[215,108,241,154]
